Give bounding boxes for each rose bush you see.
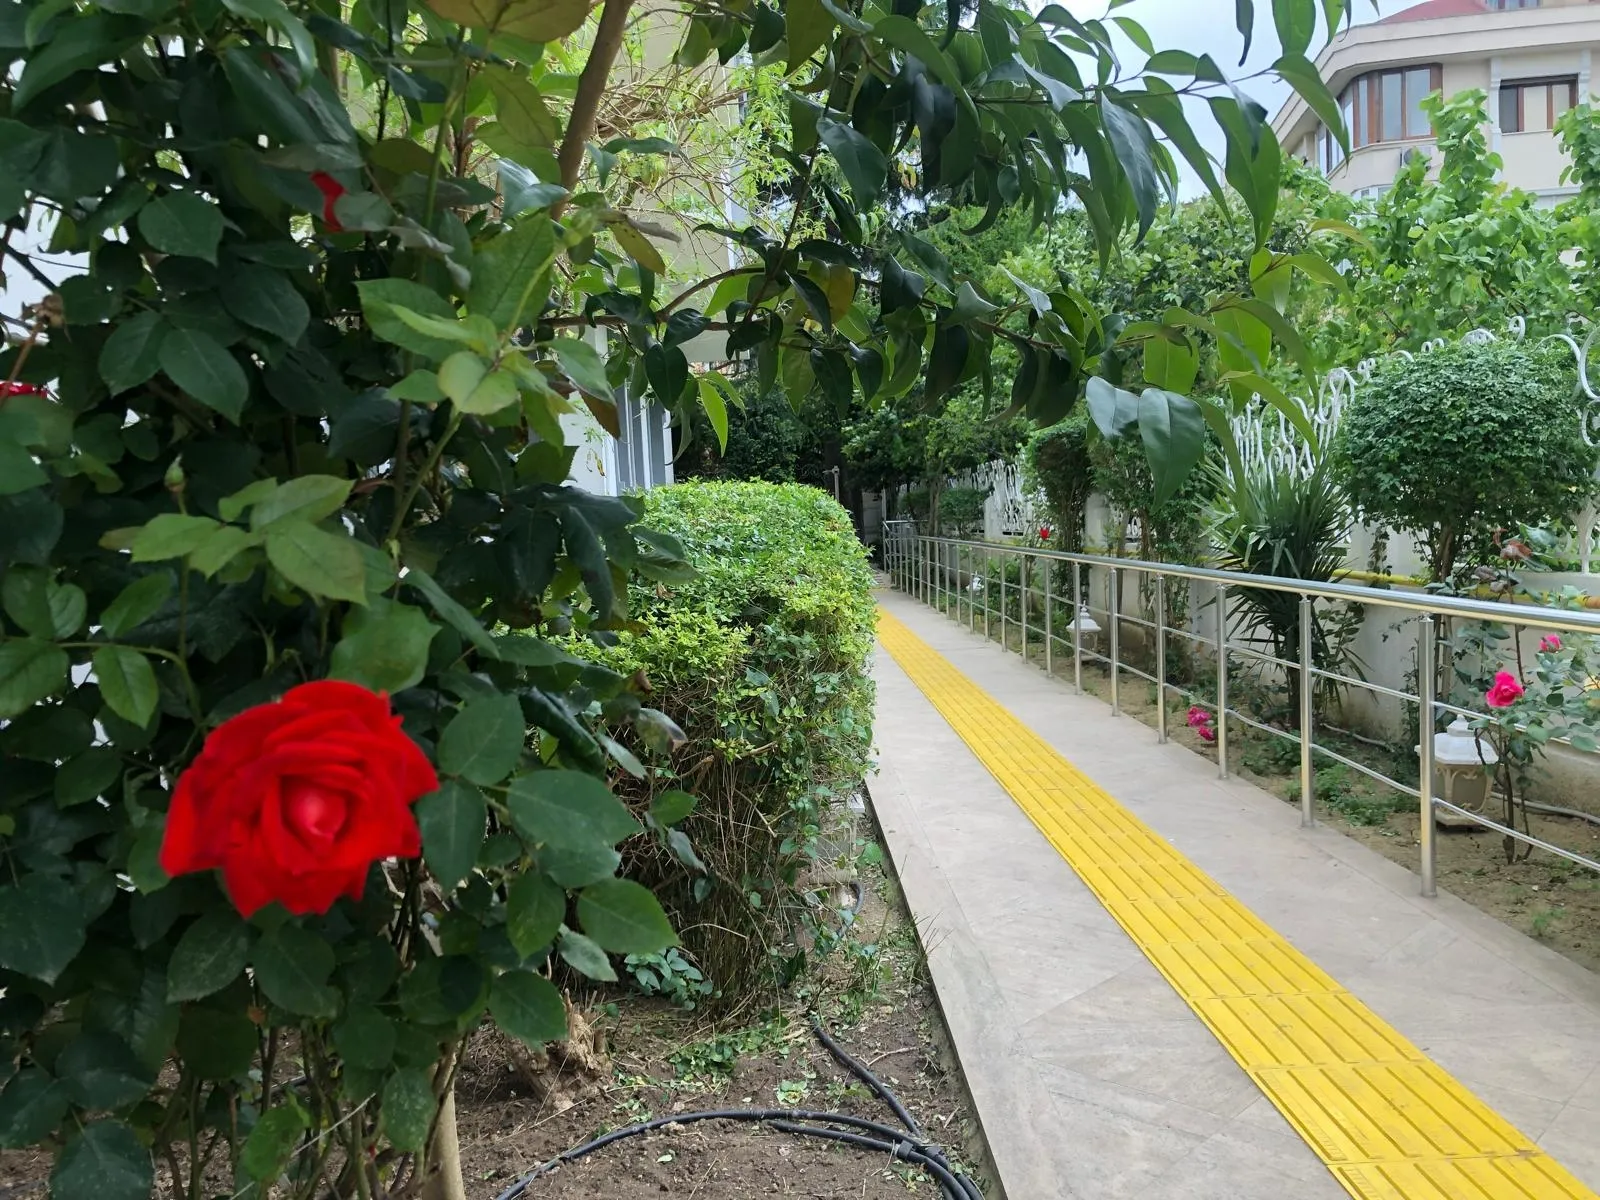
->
[160,683,437,917]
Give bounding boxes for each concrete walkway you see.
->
[869,588,1600,1200]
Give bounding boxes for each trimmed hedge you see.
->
[570,481,876,1000]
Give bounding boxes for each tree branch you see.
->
[554,0,634,219]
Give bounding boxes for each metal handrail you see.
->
[881,525,1600,897]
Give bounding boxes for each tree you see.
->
[0,0,1357,1195]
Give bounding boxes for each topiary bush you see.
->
[566,481,877,1001]
[1333,340,1595,581]
[1023,415,1094,551]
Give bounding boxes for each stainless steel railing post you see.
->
[1419,615,1438,899]
[1044,558,1054,677]
[982,547,991,640]
[1072,560,1083,695]
[1109,566,1121,716]
[1020,553,1030,660]
[1155,574,1168,744]
[1299,594,1315,828]
[1215,581,1229,780]
[999,551,1008,649]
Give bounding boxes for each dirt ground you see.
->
[453,871,988,1199]
[961,601,1600,978]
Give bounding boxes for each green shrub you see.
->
[939,486,988,535]
[569,482,876,998]
[1333,341,1595,581]
[1024,416,1094,551]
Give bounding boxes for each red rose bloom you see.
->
[1485,670,1525,710]
[160,681,436,917]
[310,172,346,232]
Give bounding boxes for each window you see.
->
[1318,64,1440,172]
[1488,0,1539,9]
[1500,77,1577,133]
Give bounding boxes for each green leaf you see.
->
[950,281,998,324]
[380,1068,435,1152]
[264,520,369,605]
[167,911,251,1003]
[56,1032,153,1110]
[609,219,667,275]
[468,215,555,331]
[1235,0,1253,65]
[1137,389,1207,506]
[649,790,697,825]
[332,1007,395,1071]
[1,567,83,639]
[130,514,221,562]
[552,337,612,403]
[357,278,462,362]
[557,927,616,982]
[0,639,69,718]
[784,0,833,72]
[450,361,520,416]
[405,566,500,658]
[240,1103,308,1182]
[872,15,977,125]
[0,1070,67,1148]
[253,925,339,1018]
[490,971,566,1047]
[330,602,438,693]
[14,15,133,112]
[697,376,729,453]
[1275,53,1347,155]
[1227,295,1318,388]
[159,328,248,421]
[100,573,172,638]
[1111,14,1153,54]
[438,693,525,785]
[51,1121,152,1200]
[189,526,261,578]
[175,1007,257,1079]
[98,311,169,396]
[1101,98,1160,238]
[250,475,353,531]
[506,769,641,851]
[576,879,676,955]
[0,440,46,495]
[137,192,223,263]
[220,264,312,345]
[93,646,159,728]
[1086,376,1141,440]
[54,746,122,807]
[1273,0,1316,60]
[506,872,565,958]
[415,780,486,892]
[421,0,590,41]
[818,119,886,205]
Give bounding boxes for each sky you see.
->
[1060,0,1422,196]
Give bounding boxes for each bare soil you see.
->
[454,871,990,1199]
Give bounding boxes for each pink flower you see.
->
[1186,706,1213,729]
[1195,725,1217,743]
[1540,635,1562,653]
[1485,671,1525,709]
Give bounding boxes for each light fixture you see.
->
[1071,604,1100,636]
[1418,716,1496,827]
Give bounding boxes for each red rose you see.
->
[310,172,346,232]
[1485,670,1525,710]
[160,681,436,917]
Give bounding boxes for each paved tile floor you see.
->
[870,589,1600,1200]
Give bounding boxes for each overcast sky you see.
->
[1060,0,1422,195]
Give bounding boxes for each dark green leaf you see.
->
[159,328,247,421]
[506,872,565,958]
[93,646,158,728]
[0,1071,66,1148]
[818,119,886,205]
[332,1007,395,1070]
[98,312,169,396]
[0,639,69,719]
[438,692,525,785]
[416,780,486,891]
[557,927,616,982]
[14,15,132,111]
[137,193,223,263]
[552,337,612,402]
[50,1121,151,1200]
[1137,388,1207,506]
[1101,98,1160,238]
[176,1006,257,1079]
[264,520,368,605]
[57,1032,152,1110]
[506,770,641,851]
[1273,0,1316,60]
[357,278,461,362]
[253,925,339,1018]
[405,566,500,658]
[785,0,833,71]
[649,790,697,825]
[490,970,565,1047]
[330,601,437,693]
[1086,376,1141,439]
[1235,0,1253,65]
[168,911,251,1002]
[100,574,172,639]
[576,879,676,955]
[54,747,121,807]
[381,1069,434,1153]
[1275,53,1346,155]
[240,1104,308,1182]
[0,441,46,495]
[467,214,555,331]
[221,265,311,345]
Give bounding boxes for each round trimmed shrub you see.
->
[1332,340,1595,580]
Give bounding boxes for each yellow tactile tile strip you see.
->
[876,606,1595,1200]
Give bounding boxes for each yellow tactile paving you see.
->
[876,606,1595,1200]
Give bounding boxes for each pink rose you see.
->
[1485,671,1525,709]
[1186,706,1212,729]
[1540,635,1562,653]
[1196,725,1217,743]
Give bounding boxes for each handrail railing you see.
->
[880,522,1600,897]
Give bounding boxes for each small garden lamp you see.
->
[1070,604,1100,637]
[1418,716,1497,826]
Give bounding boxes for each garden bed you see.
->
[450,860,989,1200]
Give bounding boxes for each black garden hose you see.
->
[492,1021,981,1200]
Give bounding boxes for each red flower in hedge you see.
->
[310,172,346,231]
[160,682,436,916]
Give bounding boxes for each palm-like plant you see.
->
[1209,462,1364,724]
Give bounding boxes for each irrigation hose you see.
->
[491,1022,981,1200]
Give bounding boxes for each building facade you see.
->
[1272,0,1600,201]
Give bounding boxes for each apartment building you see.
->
[1272,0,1600,201]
